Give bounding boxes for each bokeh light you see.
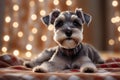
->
[108,39,115,45]
[13,4,19,11]
[41,35,47,41]
[3,35,10,42]
[5,16,11,23]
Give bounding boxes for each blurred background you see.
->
[0,0,120,58]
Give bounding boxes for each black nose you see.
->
[65,30,72,37]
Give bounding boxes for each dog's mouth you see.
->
[59,38,79,49]
[65,37,78,43]
[66,37,72,40]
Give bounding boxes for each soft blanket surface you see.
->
[0,54,120,80]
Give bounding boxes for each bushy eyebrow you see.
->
[71,15,78,20]
[55,14,65,22]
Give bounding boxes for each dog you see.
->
[24,8,104,73]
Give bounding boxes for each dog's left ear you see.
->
[41,9,60,26]
[75,8,92,25]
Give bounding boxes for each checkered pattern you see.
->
[0,54,120,80]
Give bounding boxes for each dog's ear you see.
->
[42,15,50,26]
[83,13,92,25]
[75,8,92,25]
[41,9,60,26]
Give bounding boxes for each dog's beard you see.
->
[54,28,83,49]
[61,39,78,49]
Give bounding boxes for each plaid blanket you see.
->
[0,54,120,80]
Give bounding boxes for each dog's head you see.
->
[41,8,92,49]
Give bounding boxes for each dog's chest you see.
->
[57,45,81,60]
[55,45,84,67]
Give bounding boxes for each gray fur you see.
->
[24,8,104,73]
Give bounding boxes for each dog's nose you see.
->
[65,30,72,37]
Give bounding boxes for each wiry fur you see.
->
[24,8,104,73]
[54,28,83,49]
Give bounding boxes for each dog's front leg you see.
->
[24,48,56,68]
[80,56,97,73]
[33,61,63,73]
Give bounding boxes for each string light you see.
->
[48,24,54,31]
[53,0,59,5]
[40,10,46,16]
[66,0,72,6]
[112,0,118,7]
[31,14,37,21]
[17,31,23,38]
[28,35,34,41]
[3,35,10,42]
[118,36,120,41]
[41,35,47,41]
[13,4,19,11]
[108,39,115,45]
[25,51,32,58]
[39,0,44,2]
[29,0,35,7]
[1,47,7,53]
[117,26,120,32]
[5,16,11,23]
[26,44,32,50]
[32,28,38,34]
[13,22,19,28]
[13,50,20,56]
[111,16,120,23]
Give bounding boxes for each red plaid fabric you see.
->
[0,54,120,80]
[97,57,120,68]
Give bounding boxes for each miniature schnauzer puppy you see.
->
[24,8,104,73]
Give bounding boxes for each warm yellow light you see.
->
[53,0,59,5]
[66,0,72,6]
[28,35,34,41]
[13,4,19,11]
[116,16,120,22]
[112,0,118,7]
[31,14,37,20]
[1,47,7,53]
[5,16,11,23]
[41,35,47,41]
[3,35,10,42]
[118,36,120,42]
[111,16,120,23]
[108,39,115,45]
[111,17,116,23]
[117,26,120,32]
[48,24,54,31]
[18,31,23,38]
[25,51,32,58]
[13,22,19,28]
[26,44,32,50]
[29,0,35,7]
[13,50,19,56]
[39,0,44,2]
[32,28,38,34]
[40,10,46,16]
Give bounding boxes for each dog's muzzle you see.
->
[64,29,72,38]
[54,28,83,49]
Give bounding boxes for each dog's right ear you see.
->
[41,9,60,26]
[75,8,92,26]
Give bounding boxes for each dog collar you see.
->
[58,43,82,57]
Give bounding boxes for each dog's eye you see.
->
[55,20,63,28]
[73,20,81,26]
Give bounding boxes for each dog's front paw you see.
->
[24,61,33,68]
[81,67,97,73]
[33,66,47,73]
[80,63,97,73]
